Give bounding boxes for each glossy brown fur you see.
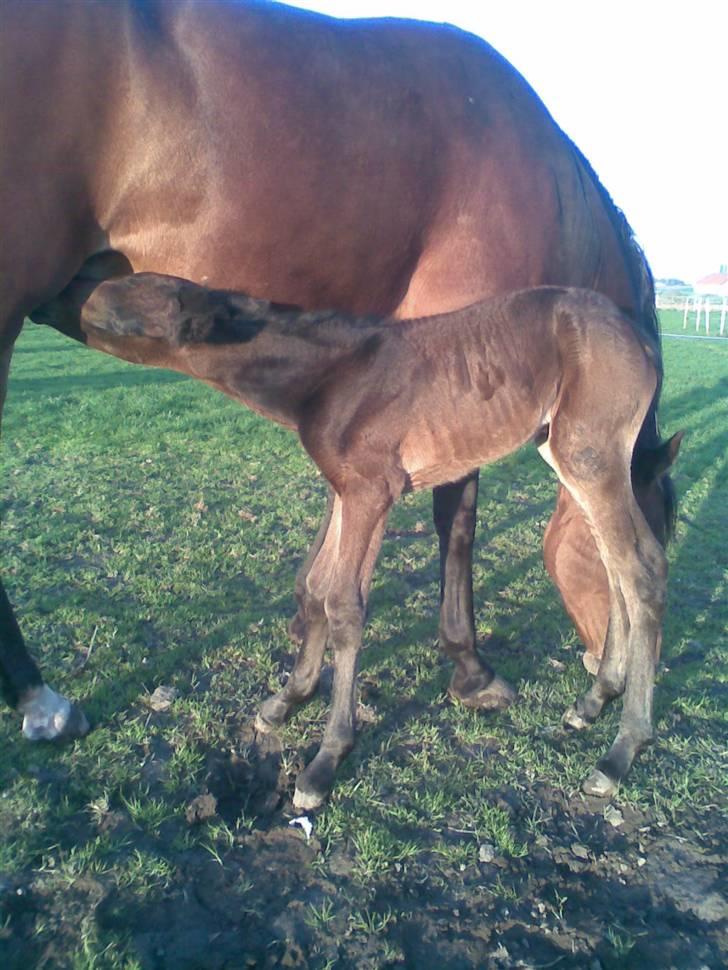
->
[77,274,674,805]
[1,0,672,730]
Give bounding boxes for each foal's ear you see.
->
[634,431,684,483]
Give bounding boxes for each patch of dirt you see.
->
[1,733,725,970]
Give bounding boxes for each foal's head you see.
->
[82,273,271,345]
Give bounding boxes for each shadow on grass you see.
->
[8,368,187,396]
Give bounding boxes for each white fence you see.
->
[680,296,728,336]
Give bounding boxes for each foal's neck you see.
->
[195,299,392,428]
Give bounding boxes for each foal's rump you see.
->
[537,289,659,474]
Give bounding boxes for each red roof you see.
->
[696,273,728,285]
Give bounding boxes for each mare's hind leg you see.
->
[256,495,342,732]
[434,473,516,710]
[0,340,88,740]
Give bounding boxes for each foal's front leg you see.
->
[293,483,391,810]
[256,496,342,732]
[287,489,335,646]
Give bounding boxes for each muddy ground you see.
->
[2,714,725,970]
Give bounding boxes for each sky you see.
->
[283,0,726,283]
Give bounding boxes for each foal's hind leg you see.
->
[434,474,516,710]
[562,585,629,731]
[578,485,665,796]
[0,340,88,740]
[256,495,342,732]
[543,436,666,796]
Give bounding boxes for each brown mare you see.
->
[59,273,676,808]
[1,2,675,759]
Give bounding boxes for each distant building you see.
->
[655,278,688,288]
[694,267,728,297]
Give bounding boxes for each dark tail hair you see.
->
[568,140,677,539]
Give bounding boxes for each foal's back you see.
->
[316,287,655,494]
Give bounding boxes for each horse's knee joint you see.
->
[324,591,363,628]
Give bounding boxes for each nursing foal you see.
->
[79,274,675,809]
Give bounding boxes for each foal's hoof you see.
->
[293,750,340,811]
[582,768,618,798]
[449,674,517,711]
[582,652,601,676]
[562,705,591,731]
[292,784,327,813]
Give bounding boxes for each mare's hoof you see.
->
[23,701,90,742]
[582,652,601,676]
[449,673,517,711]
[293,750,340,811]
[582,768,618,798]
[562,705,591,731]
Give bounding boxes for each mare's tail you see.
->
[569,141,677,539]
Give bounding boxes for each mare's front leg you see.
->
[293,481,392,810]
[0,343,88,740]
[434,473,516,710]
[1,585,88,740]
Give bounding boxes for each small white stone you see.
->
[478,843,496,863]
[604,804,625,827]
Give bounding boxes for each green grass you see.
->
[660,306,728,339]
[0,318,726,965]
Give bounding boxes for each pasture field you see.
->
[0,312,726,969]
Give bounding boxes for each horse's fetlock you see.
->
[439,628,476,656]
[630,722,655,747]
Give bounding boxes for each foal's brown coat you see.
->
[78,274,672,808]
